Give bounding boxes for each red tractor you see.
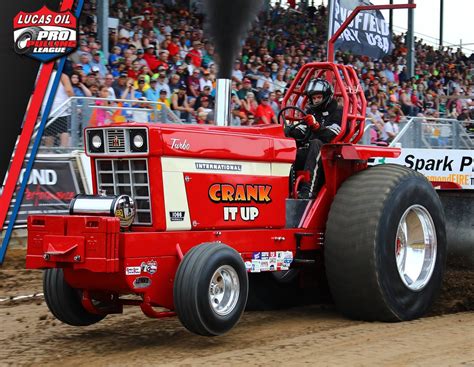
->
[26,61,446,336]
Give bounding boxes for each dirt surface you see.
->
[1,248,473,366]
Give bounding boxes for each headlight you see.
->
[92,135,102,149]
[133,134,144,149]
[129,129,148,153]
[87,129,105,153]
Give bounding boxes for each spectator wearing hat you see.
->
[143,45,160,72]
[186,41,203,68]
[113,73,129,99]
[196,96,213,123]
[156,50,170,71]
[199,70,213,92]
[135,49,148,68]
[237,78,253,100]
[255,95,277,124]
[90,51,107,78]
[257,68,274,92]
[154,73,171,96]
[194,85,215,110]
[167,34,181,57]
[145,77,161,102]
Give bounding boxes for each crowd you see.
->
[58,0,473,142]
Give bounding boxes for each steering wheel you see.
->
[278,106,312,145]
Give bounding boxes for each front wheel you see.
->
[325,164,446,321]
[173,243,248,336]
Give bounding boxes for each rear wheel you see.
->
[325,164,446,321]
[43,268,105,326]
[174,243,248,336]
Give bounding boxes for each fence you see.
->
[37,97,182,150]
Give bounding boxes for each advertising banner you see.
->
[332,0,393,59]
[5,158,81,226]
[375,149,474,189]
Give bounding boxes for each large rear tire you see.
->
[43,269,105,326]
[174,243,248,336]
[325,164,446,321]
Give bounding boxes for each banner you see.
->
[332,0,393,59]
[5,158,82,227]
[374,149,474,189]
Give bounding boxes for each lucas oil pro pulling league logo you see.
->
[13,6,77,62]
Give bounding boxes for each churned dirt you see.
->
[1,248,473,366]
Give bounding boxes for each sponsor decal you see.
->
[195,162,242,172]
[133,276,151,289]
[246,251,293,272]
[13,6,77,62]
[251,260,261,273]
[170,138,190,151]
[125,266,141,276]
[244,261,252,271]
[141,260,158,275]
[112,135,120,147]
[169,211,185,222]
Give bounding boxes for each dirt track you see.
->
[1,249,473,366]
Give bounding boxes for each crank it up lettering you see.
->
[208,183,273,222]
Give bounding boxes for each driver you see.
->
[285,78,342,199]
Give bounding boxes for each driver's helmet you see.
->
[305,78,334,111]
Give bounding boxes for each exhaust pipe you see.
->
[215,78,232,126]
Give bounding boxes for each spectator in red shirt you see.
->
[143,45,160,72]
[186,41,203,68]
[255,95,277,124]
[167,34,180,57]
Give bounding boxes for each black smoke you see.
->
[203,0,264,78]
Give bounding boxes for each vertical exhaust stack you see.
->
[203,0,263,126]
[215,79,232,126]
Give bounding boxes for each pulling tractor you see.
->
[26,60,446,336]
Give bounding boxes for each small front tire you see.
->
[173,243,248,336]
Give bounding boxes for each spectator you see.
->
[384,113,400,142]
[145,77,161,102]
[113,73,128,99]
[237,78,253,100]
[199,70,213,92]
[158,90,171,108]
[143,45,160,72]
[171,85,194,121]
[90,51,107,78]
[255,95,277,124]
[70,73,92,98]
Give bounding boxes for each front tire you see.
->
[325,164,446,321]
[174,243,248,336]
[43,269,105,326]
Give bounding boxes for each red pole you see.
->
[327,3,416,63]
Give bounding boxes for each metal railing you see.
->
[36,97,182,151]
[360,117,473,150]
[390,117,473,150]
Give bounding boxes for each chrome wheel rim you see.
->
[395,205,437,291]
[209,265,240,316]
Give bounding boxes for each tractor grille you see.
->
[96,159,152,225]
[106,129,126,153]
